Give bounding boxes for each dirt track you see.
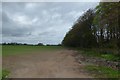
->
[3,49,92,78]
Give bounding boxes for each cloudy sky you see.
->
[2,2,99,44]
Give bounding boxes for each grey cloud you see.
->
[0,3,2,35]
[2,11,33,37]
[2,2,98,44]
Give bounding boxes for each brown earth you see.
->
[3,49,92,78]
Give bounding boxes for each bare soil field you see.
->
[3,49,92,78]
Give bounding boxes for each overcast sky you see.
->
[2,2,99,44]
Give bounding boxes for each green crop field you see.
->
[2,45,64,56]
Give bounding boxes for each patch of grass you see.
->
[2,45,64,56]
[85,65,120,78]
[77,48,120,61]
[101,54,119,61]
[81,49,101,57]
[0,70,1,79]
[0,45,2,56]
[2,69,10,79]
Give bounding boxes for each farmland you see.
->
[2,45,64,56]
[2,45,120,78]
[2,45,92,78]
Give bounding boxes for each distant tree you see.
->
[46,44,51,46]
[38,43,44,46]
[23,43,27,45]
[57,44,62,46]
[2,43,7,45]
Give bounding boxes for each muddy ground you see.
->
[3,49,92,78]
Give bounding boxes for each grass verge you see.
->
[77,48,120,61]
[75,48,120,78]
[85,65,120,78]
[2,69,10,79]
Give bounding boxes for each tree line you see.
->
[62,2,120,49]
[2,42,61,46]
[2,42,28,45]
